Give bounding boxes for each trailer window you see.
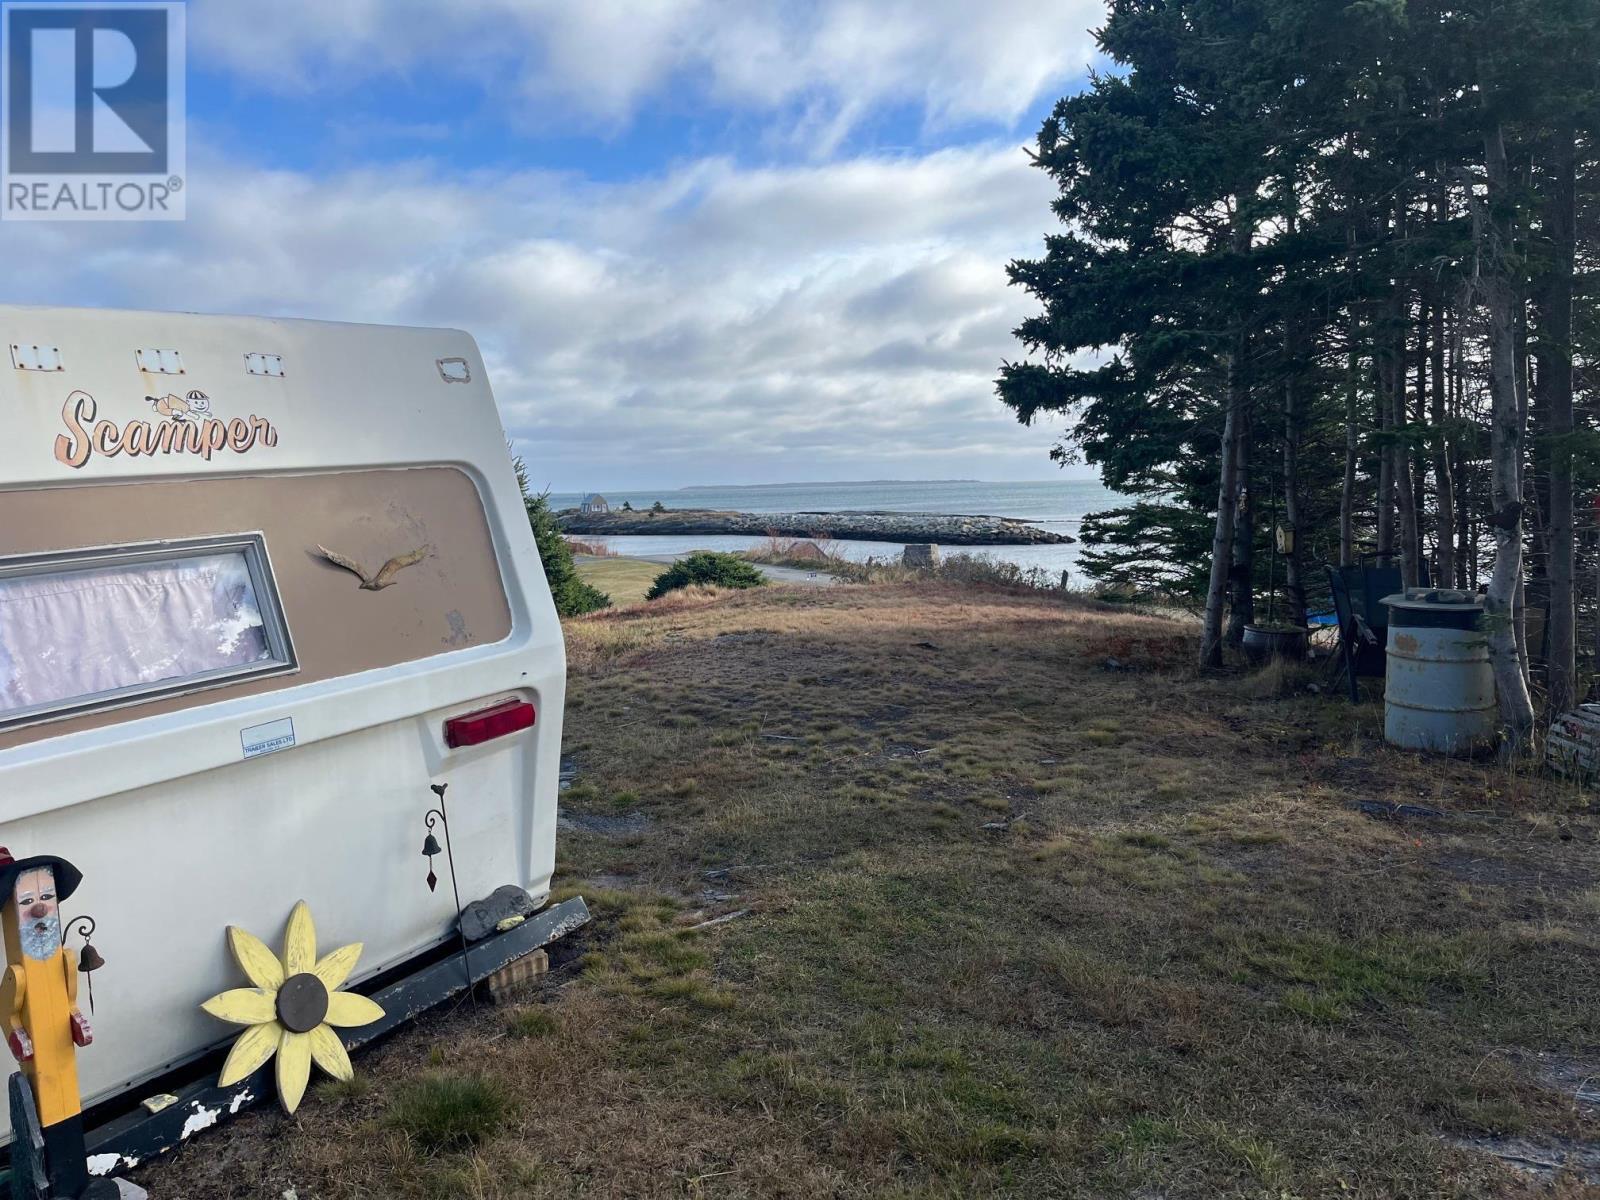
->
[0,535,296,730]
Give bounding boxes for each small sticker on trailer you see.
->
[240,718,295,759]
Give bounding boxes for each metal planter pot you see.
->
[1241,624,1308,663]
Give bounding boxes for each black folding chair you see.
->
[1326,560,1403,701]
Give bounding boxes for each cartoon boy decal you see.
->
[0,848,103,1199]
[144,392,190,421]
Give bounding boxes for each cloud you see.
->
[191,0,1101,141]
[0,143,1069,487]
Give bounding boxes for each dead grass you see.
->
[565,538,620,557]
[142,583,1600,1198]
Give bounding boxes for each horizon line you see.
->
[548,477,1102,492]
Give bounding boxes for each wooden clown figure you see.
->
[0,849,140,1200]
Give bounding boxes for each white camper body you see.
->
[0,305,564,1133]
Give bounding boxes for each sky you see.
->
[1,0,1108,491]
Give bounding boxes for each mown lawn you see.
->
[145,583,1600,1198]
[572,554,665,607]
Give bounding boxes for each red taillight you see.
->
[444,698,535,748]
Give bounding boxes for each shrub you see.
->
[742,533,873,579]
[526,492,611,616]
[647,551,767,600]
[931,554,1058,590]
[388,1071,510,1154]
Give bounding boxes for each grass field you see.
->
[145,582,1600,1198]
[573,554,666,606]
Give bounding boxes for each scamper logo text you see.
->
[54,390,279,469]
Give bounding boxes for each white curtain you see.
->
[0,552,271,715]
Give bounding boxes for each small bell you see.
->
[78,942,105,973]
[423,832,441,892]
[73,926,104,1015]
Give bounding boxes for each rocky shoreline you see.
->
[557,507,1075,546]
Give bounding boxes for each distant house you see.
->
[579,493,609,515]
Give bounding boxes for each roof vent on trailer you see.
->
[135,347,186,375]
[244,352,284,377]
[10,344,63,372]
[437,357,471,384]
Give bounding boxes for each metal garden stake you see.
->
[422,784,475,1003]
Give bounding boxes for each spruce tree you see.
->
[1002,0,1600,717]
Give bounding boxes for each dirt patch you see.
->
[1432,848,1598,896]
[1518,1049,1600,1114]
[557,810,654,836]
[1450,1134,1600,1184]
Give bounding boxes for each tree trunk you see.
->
[1393,293,1421,587]
[1341,333,1359,567]
[1480,120,1537,740]
[1395,376,1420,587]
[1411,302,1430,580]
[1200,335,1248,669]
[1226,401,1255,645]
[1534,121,1577,714]
[1276,184,1306,627]
[1516,577,1531,692]
[1514,289,1533,692]
[1451,315,1473,588]
[1377,333,1396,561]
[1430,278,1455,586]
[1340,231,1360,568]
[1283,371,1306,629]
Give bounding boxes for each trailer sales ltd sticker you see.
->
[241,717,295,760]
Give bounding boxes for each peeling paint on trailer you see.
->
[177,1104,218,1140]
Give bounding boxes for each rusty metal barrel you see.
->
[1381,589,1496,755]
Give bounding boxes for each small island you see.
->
[556,507,1075,545]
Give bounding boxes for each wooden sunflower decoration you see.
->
[200,901,385,1113]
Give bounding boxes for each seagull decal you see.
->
[315,544,433,591]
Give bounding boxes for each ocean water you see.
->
[548,479,1125,576]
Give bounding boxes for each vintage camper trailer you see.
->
[0,305,565,1139]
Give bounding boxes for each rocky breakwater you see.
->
[557,508,1074,546]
